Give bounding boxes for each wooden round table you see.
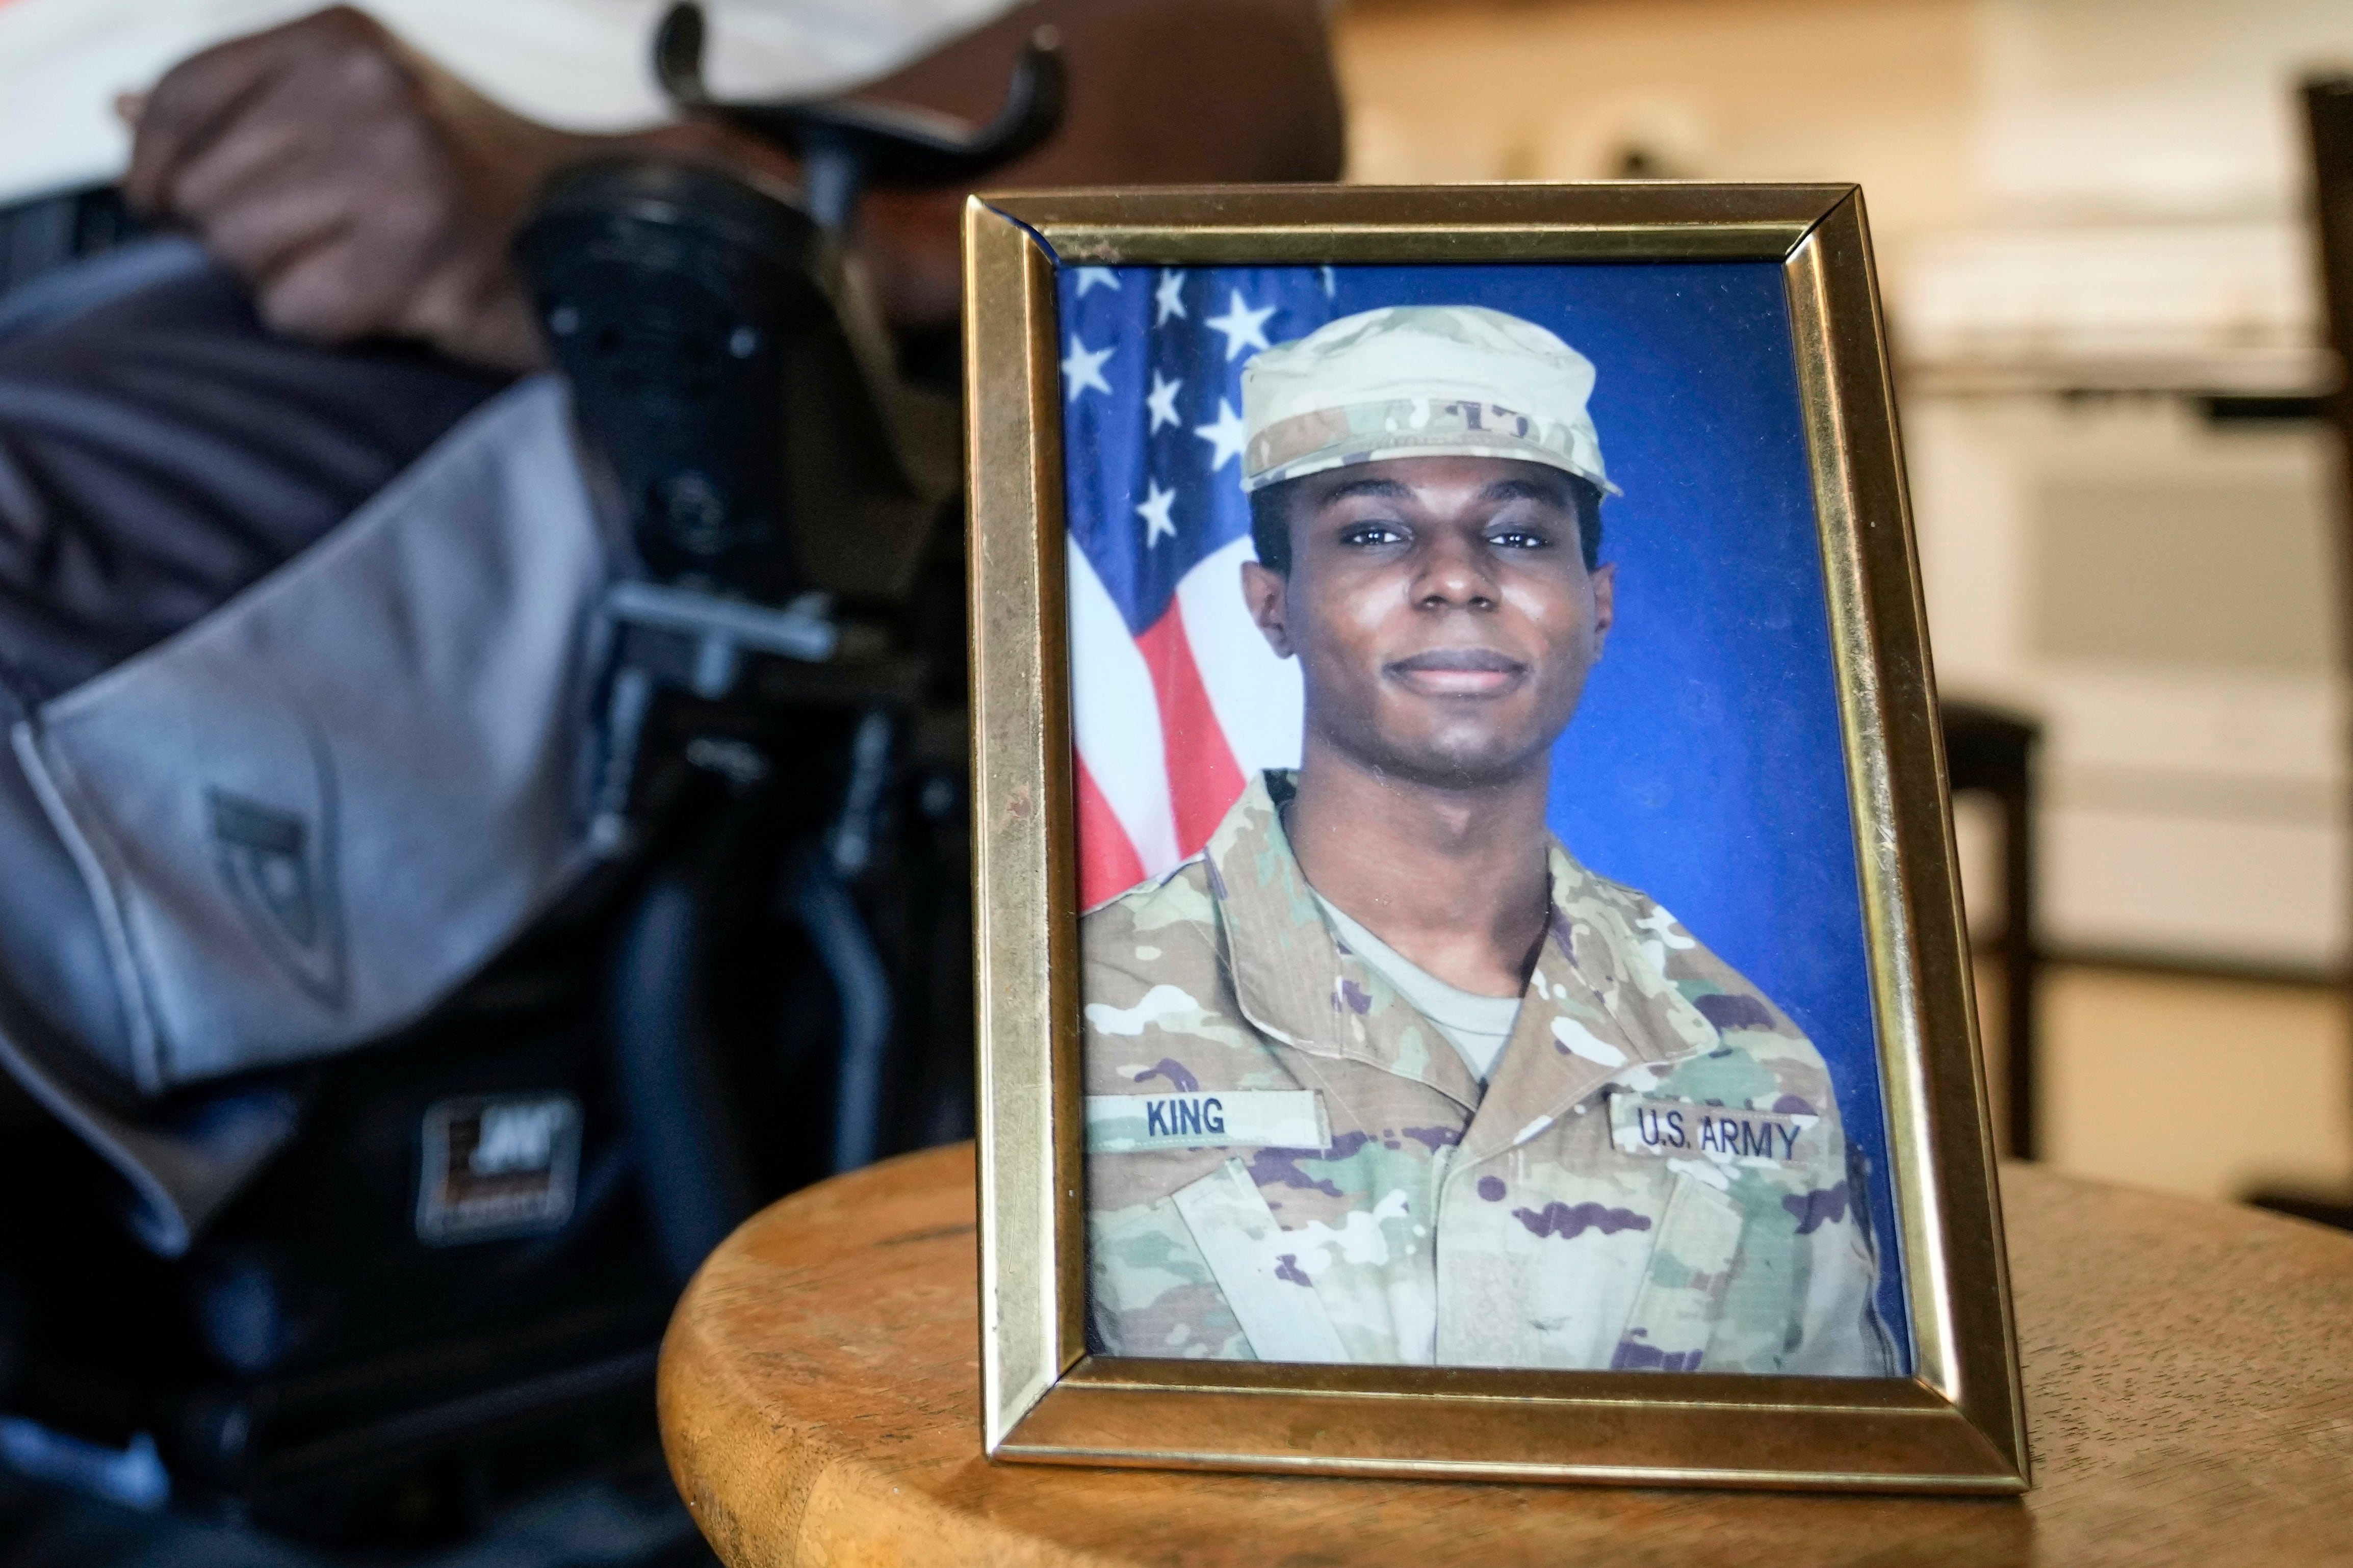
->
[658,1144,2353,1565]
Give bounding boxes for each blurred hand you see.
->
[121,7,598,370]
[117,1,1342,364]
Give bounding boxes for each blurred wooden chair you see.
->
[2251,76,2353,1231]
[1941,699,2041,1160]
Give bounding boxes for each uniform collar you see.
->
[1207,770,1721,1146]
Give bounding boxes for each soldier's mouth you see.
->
[1386,648,1527,696]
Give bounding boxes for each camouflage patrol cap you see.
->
[1239,305,1615,496]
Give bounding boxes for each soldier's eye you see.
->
[1337,521,1408,548]
[1487,528,1554,550]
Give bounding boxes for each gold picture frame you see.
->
[963,183,2026,1493]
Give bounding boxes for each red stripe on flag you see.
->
[1075,754,1148,910]
[1133,603,1248,858]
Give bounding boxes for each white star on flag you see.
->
[1194,398,1247,471]
[1154,269,1187,326]
[1074,267,1122,296]
[1145,370,1183,432]
[1205,290,1276,361]
[1134,478,1178,546]
[1062,333,1114,403]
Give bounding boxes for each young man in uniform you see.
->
[1081,305,1896,1376]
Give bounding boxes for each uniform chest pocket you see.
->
[1168,1158,1351,1364]
[1609,1172,1747,1372]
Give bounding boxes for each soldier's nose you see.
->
[1416,563,1499,608]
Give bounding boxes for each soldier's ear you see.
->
[1240,559,1296,659]
[1589,562,1616,657]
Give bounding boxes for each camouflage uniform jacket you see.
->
[1082,772,1895,1375]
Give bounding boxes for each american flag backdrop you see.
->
[1059,264,1338,908]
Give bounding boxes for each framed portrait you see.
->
[964,184,2026,1493]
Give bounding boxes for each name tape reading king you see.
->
[1085,1090,1329,1153]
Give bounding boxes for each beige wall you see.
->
[1334,0,1979,270]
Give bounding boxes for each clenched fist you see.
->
[115,1,1342,369]
[121,7,615,371]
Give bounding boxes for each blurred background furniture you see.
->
[2249,75,2353,1232]
[1940,700,2041,1159]
[658,1144,2353,1566]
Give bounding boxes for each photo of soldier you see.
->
[1078,304,1898,1374]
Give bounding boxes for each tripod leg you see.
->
[607,875,755,1283]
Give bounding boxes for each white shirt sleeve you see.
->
[0,0,1027,207]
